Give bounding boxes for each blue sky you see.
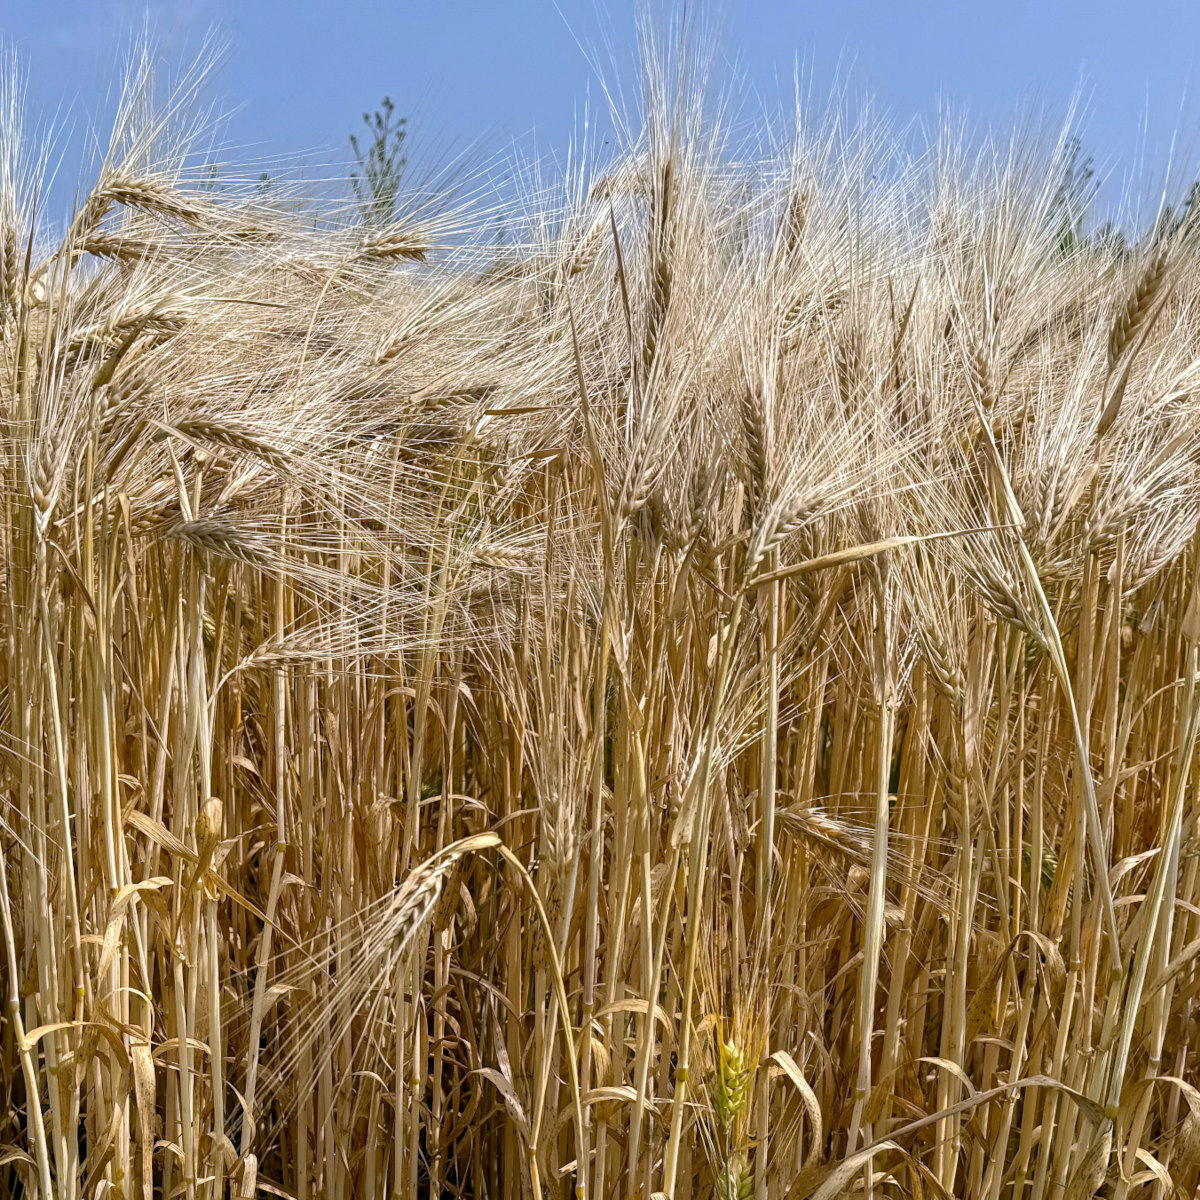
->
[5,1,1200,219]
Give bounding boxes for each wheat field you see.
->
[3,30,1200,1200]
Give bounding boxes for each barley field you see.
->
[3,33,1200,1200]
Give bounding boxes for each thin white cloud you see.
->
[28,0,230,61]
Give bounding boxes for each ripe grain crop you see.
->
[4,28,1200,1200]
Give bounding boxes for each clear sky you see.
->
[5,0,1200,219]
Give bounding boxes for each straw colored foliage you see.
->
[4,27,1200,1200]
